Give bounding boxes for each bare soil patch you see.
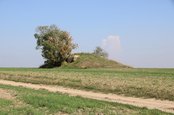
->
[0,88,15,100]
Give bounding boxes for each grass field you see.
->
[0,68,174,101]
[0,84,173,115]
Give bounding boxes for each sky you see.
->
[0,0,174,68]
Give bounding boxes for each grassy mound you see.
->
[62,53,130,68]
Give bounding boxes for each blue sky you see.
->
[0,0,174,68]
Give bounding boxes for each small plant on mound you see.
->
[93,46,108,59]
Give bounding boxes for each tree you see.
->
[93,46,108,58]
[34,25,77,68]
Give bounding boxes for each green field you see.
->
[0,68,174,101]
[0,84,172,115]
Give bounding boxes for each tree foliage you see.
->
[93,46,108,58]
[34,25,77,68]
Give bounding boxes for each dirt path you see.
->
[0,79,174,113]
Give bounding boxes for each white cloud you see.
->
[101,35,121,60]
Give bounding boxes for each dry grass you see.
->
[0,68,174,101]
